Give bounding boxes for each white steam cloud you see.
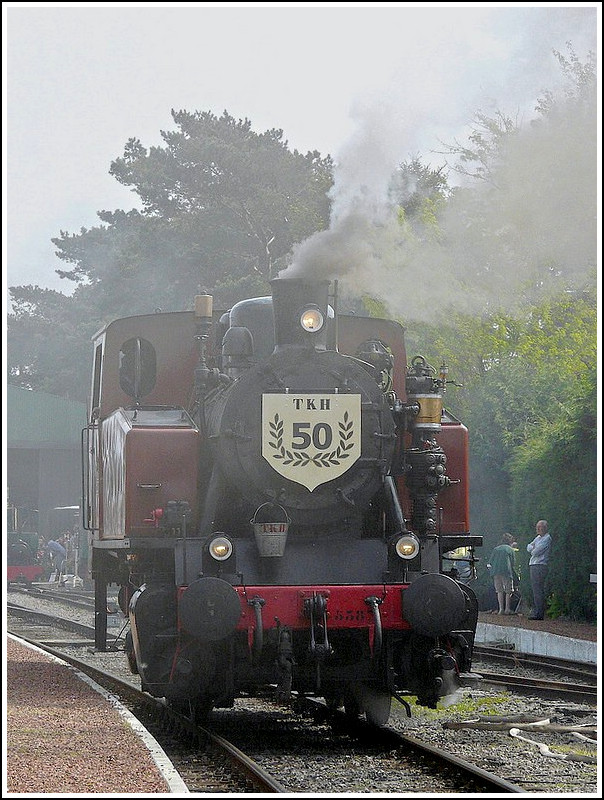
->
[279,8,597,322]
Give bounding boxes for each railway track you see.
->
[7,600,597,793]
[474,644,597,683]
[476,670,596,705]
[473,643,597,704]
[291,696,525,793]
[7,605,526,792]
[9,620,523,793]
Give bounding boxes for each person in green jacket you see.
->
[487,533,517,615]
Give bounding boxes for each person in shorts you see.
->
[487,533,516,615]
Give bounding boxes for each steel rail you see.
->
[477,670,597,704]
[474,644,597,682]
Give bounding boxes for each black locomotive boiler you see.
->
[83,277,481,724]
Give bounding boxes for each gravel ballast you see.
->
[6,588,599,794]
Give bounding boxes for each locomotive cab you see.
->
[84,277,481,722]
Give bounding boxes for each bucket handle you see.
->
[250,503,291,525]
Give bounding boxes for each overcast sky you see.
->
[3,2,600,298]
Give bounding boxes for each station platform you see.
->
[475,611,598,665]
[4,636,188,794]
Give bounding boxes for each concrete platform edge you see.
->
[475,622,597,664]
[8,634,190,793]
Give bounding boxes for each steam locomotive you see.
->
[83,277,482,724]
[7,505,44,586]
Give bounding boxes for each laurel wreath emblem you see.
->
[268,412,355,467]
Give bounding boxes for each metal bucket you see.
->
[251,503,290,557]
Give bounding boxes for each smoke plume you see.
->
[279,10,597,323]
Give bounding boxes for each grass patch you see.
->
[393,690,512,719]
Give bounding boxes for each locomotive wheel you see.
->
[167,697,190,716]
[192,699,213,723]
[324,693,343,712]
[124,631,138,675]
[343,694,361,720]
[169,696,213,723]
[349,682,392,726]
[363,689,391,726]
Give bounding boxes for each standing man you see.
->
[526,520,552,620]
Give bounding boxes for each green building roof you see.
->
[6,385,87,447]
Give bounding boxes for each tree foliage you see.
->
[510,367,597,620]
[393,45,597,619]
[435,43,597,311]
[8,285,99,399]
[8,111,334,398]
[53,110,333,314]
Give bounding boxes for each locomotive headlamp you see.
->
[209,536,233,561]
[395,533,420,560]
[300,305,324,332]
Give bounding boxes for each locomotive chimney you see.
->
[270,278,331,352]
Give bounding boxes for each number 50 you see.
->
[291,422,333,450]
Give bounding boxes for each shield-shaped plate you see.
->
[262,393,361,491]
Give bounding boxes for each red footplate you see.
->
[7,565,44,583]
[234,585,411,630]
